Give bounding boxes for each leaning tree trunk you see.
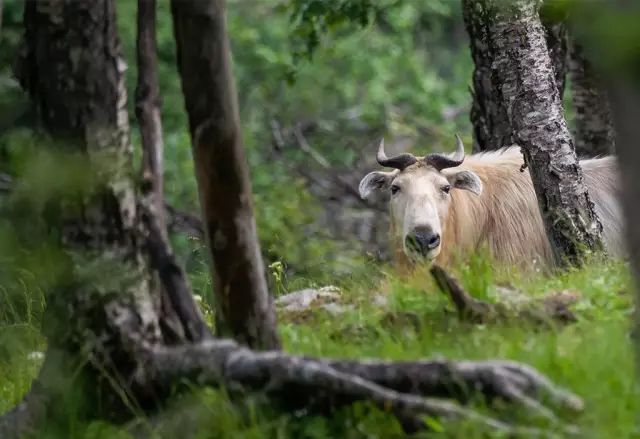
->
[485,0,604,266]
[135,0,210,343]
[569,40,616,158]
[170,0,280,349]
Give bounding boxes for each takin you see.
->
[358,135,623,270]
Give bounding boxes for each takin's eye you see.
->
[390,184,401,195]
[441,184,451,195]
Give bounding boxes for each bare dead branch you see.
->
[430,265,578,325]
[431,264,497,322]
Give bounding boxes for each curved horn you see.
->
[376,138,418,170]
[425,134,466,171]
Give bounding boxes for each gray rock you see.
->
[276,286,341,312]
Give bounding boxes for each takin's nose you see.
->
[405,227,441,256]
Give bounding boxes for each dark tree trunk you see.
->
[170,0,280,350]
[569,40,616,158]
[5,0,164,435]
[17,0,158,327]
[487,0,604,266]
[462,0,513,152]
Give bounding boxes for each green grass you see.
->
[1,256,639,438]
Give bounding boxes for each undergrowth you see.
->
[1,253,638,438]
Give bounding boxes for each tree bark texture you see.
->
[5,0,191,432]
[462,0,568,153]
[569,40,616,157]
[462,0,514,152]
[170,0,280,349]
[487,0,605,265]
[540,12,568,100]
[18,0,147,260]
[135,0,166,233]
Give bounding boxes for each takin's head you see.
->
[359,135,483,262]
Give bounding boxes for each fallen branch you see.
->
[430,264,578,325]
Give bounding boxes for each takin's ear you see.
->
[358,170,399,200]
[445,169,483,196]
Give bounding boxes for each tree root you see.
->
[0,287,585,439]
[135,336,583,436]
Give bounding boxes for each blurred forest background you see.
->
[1,0,473,294]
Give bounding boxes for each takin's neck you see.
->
[435,148,555,269]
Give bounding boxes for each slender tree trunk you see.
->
[462,0,513,152]
[134,0,209,343]
[136,0,165,233]
[487,0,604,266]
[170,0,280,350]
[569,40,616,157]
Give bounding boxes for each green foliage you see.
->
[3,258,638,437]
[107,0,474,291]
[286,0,389,63]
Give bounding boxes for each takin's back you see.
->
[438,148,623,269]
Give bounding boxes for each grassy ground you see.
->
[1,256,638,438]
